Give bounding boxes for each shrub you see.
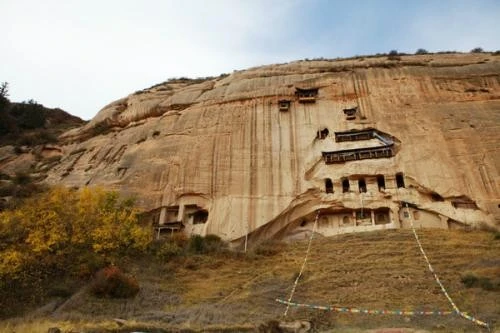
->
[253,240,286,256]
[0,183,15,197]
[17,130,58,146]
[387,50,401,61]
[415,48,428,55]
[470,47,484,53]
[461,273,478,288]
[90,266,139,298]
[10,101,46,129]
[170,232,189,248]
[92,122,111,136]
[203,234,227,253]
[478,277,494,291]
[186,234,227,255]
[13,146,22,154]
[493,50,500,56]
[188,234,205,254]
[153,241,183,260]
[461,273,499,291]
[13,172,31,185]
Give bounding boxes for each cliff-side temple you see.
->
[35,53,499,245]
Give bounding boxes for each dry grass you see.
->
[0,229,498,332]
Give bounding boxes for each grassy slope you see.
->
[1,229,499,333]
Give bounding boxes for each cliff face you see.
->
[40,53,500,243]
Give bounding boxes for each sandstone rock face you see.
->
[42,53,499,244]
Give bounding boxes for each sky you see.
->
[1,0,499,120]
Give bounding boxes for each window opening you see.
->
[317,128,329,140]
[325,178,333,193]
[343,107,357,120]
[358,178,367,193]
[278,100,290,111]
[377,175,386,191]
[342,177,350,193]
[295,88,318,103]
[192,210,208,224]
[396,172,405,188]
[342,215,351,225]
[376,213,388,224]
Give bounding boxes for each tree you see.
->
[0,82,8,98]
[387,50,401,61]
[471,47,484,53]
[10,100,46,129]
[0,82,12,136]
[0,186,151,280]
[0,82,9,112]
[415,48,428,55]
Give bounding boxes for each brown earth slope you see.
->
[1,229,498,332]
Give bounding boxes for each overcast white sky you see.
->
[1,0,499,120]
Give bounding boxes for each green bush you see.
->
[461,273,499,291]
[188,234,205,254]
[203,234,227,253]
[415,48,428,55]
[470,47,484,53]
[10,101,46,129]
[90,266,139,298]
[461,273,478,288]
[186,234,227,254]
[387,50,401,61]
[153,241,183,260]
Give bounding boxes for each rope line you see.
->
[277,298,453,316]
[283,210,320,316]
[405,203,490,329]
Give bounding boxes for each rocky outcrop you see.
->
[31,53,500,243]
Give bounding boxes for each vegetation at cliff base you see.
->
[0,186,151,316]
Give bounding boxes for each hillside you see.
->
[0,96,85,210]
[0,99,84,147]
[1,229,498,332]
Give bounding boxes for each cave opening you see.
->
[342,177,350,193]
[377,175,386,191]
[396,172,405,188]
[192,210,209,224]
[325,178,333,193]
[358,178,367,193]
[317,128,329,140]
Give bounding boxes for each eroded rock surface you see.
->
[33,53,500,243]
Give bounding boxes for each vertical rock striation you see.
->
[41,53,499,243]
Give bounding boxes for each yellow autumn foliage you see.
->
[0,186,151,279]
